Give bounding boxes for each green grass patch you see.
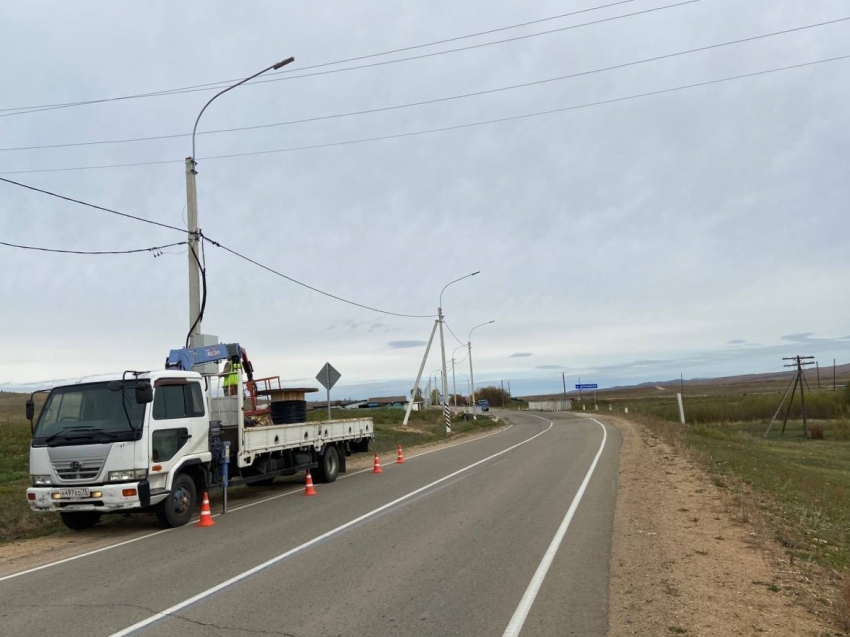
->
[309,406,500,453]
[630,399,850,571]
[0,421,63,542]
[628,389,846,425]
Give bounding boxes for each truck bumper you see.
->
[27,481,151,513]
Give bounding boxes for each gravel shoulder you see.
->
[605,413,832,636]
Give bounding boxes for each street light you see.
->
[468,320,495,418]
[451,344,467,408]
[437,271,479,433]
[185,57,295,343]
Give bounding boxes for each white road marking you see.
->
[107,421,550,637]
[0,422,512,582]
[501,416,608,637]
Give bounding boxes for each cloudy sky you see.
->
[1,0,848,399]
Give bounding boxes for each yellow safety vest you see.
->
[223,361,242,387]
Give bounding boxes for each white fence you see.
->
[527,400,571,411]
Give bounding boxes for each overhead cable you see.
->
[200,231,436,319]
[2,53,846,177]
[0,176,186,233]
[0,0,696,118]
[0,240,187,256]
[443,320,468,347]
[4,15,846,153]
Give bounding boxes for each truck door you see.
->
[149,379,207,478]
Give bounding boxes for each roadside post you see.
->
[221,441,230,514]
[677,393,686,425]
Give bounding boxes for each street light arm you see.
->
[439,270,480,309]
[191,57,295,160]
[468,319,495,342]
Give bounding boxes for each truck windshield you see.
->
[33,382,145,445]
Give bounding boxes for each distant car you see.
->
[477,399,490,412]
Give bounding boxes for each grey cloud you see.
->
[2,1,849,395]
[510,352,533,358]
[535,365,567,369]
[388,340,427,349]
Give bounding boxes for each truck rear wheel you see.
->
[313,445,339,484]
[59,511,101,530]
[155,473,197,528]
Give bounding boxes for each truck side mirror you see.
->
[26,400,34,421]
[135,382,153,404]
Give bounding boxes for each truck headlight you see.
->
[31,475,53,486]
[108,469,148,482]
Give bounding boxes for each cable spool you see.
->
[270,400,307,424]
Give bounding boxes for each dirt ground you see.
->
[0,414,842,636]
[606,414,838,636]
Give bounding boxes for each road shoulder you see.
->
[604,414,829,636]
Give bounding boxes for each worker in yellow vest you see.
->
[221,359,242,397]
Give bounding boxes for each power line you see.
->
[0,239,187,256]
[3,16,845,154]
[2,53,846,177]
[0,176,186,233]
[443,319,467,347]
[0,0,696,118]
[0,176,435,318]
[200,231,436,319]
[0,0,643,116]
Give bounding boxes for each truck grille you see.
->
[52,458,105,482]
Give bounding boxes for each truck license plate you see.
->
[59,488,90,498]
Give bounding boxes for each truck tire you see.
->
[155,473,197,528]
[313,445,339,484]
[59,511,102,530]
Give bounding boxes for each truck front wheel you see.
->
[313,445,340,484]
[60,511,101,530]
[155,473,197,528]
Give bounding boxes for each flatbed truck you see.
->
[25,343,373,529]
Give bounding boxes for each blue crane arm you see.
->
[166,343,242,371]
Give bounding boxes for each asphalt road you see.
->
[0,410,621,637]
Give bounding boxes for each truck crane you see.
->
[25,343,373,530]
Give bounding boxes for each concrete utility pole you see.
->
[185,57,294,343]
[468,320,494,419]
[451,344,465,409]
[403,320,439,427]
[438,271,479,433]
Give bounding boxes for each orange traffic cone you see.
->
[303,470,317,496]
[372,452,383,474]
[196,492,215,527]
[396,444,405,464]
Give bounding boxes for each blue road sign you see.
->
[575,383,598,389]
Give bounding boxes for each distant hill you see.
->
[522,363,850,402]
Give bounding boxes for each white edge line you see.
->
[0,423,513,583]
[108,421,550,637]
[501,416,608,637]
[0,528,173,583]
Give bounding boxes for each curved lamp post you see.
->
[437,271,479,432]
[468,320,495,418]
[185,57,295,341]
[451,344,467,408]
